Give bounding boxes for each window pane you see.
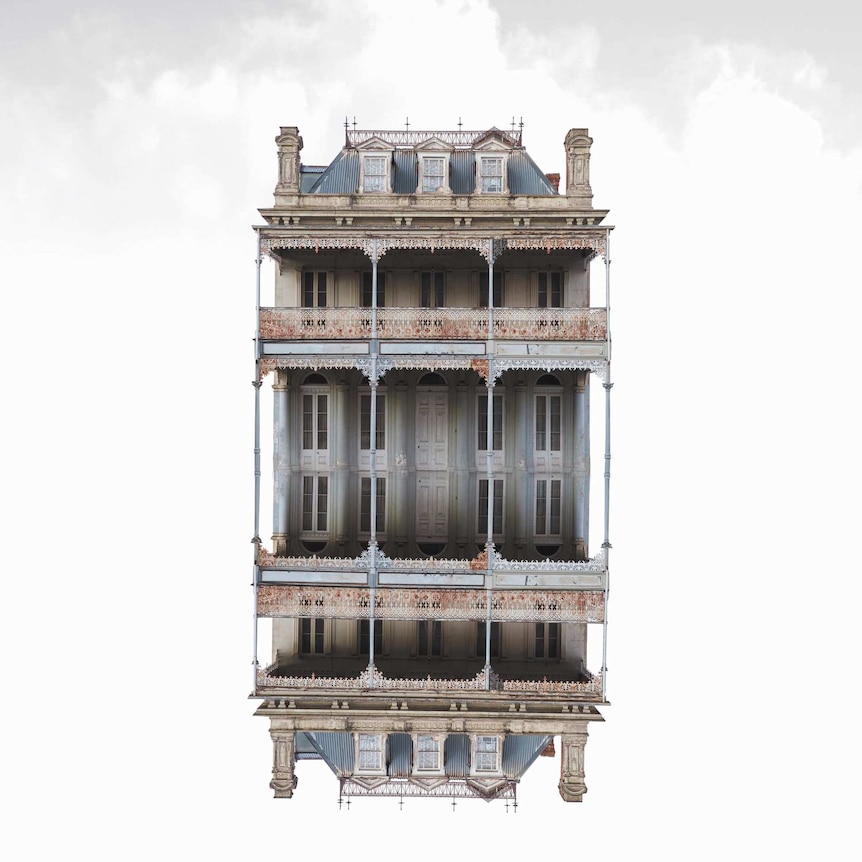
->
[314,618,324,653]
[360,394,371,449]
[417,735,439,769]
[535,622,545,658]
[549,479,561,534]
[300,618,311,654]
[550,623,560,658]
[376,394,386,450]
[478,479,488,534]
[550,395,560,451]
[317,272,327,308]
[376,477,386,532]
[316,476,327,531]
[303,395,313,449]
[423,158,445,192]
[361,477,371,532]
[481,158,503,192]
[535,397,546,450]
[492,479,503,534]
[317,394,327,450]
[302,476,314,531]
[536,479,547,534]
[361,271,385,307]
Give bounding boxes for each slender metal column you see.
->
[483,239,497,689]
[367,239,380,681]
[600,228,612,700]
[252,229,263,691]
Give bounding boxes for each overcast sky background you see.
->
[2,1,859,859]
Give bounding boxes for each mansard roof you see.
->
[298,731,551,781]
[300,127,558,196]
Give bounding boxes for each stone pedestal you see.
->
[270,729,297,798]
[558,728,589,802]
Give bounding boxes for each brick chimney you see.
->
[545,172,560,192]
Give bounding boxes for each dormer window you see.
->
[422,157,446,192]
[415,138,453,194]
[480,157,504,192]
[413,734,443,774]
[356,733,386,774]
[471,734,503,775]
[357,138,395,194]
[363,156,388,192]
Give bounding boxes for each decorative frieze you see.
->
[256,585,604,622]
[260,232,608,261]
[494,357,609,383]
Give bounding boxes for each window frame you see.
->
[361,270,386,308]
[302,391,329,452]
[534,622,561,659]
[537,271,563,308]
[301,474,329,534]
[355,733,386,775]
[417,620,443,657]
[534,477,562,537]
[299,617,327,655]
[361,155,389,193]
[358,619,384,656]
[413,733,444,774]
[534,393,561,453]
[477,392,503,452]
[476,620,502,658]
[479,156,504,193]
[471,734,503,776]
[302,271,329,308]
[420,271,446,308]
[478,477,504,537]
[359,391,386,452]
[420,156,447,193]
[359,475,386,535]
[479,270,504,308]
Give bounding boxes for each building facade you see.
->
[251,124,613,804]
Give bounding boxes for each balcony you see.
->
[257,548,607,621]
[259,306,607,342]
[256,662,603,699]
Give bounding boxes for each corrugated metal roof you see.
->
[508,151,558,195]
[305,731,355,776]
[307,150,359,194]
[444,734,471,778]
[392,151,418,194]
[295,731,323,759]
[502,734,553,778]
[387,733,413,777]
[449,151,474,194]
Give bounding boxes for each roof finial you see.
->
[344,115,349,146]
[457,116,463,131]
[405,116,410,131]
[518,117,524,144]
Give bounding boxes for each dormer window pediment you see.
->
[357,137,395,194]
[473,135,512,194]
[415,138,454,194]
